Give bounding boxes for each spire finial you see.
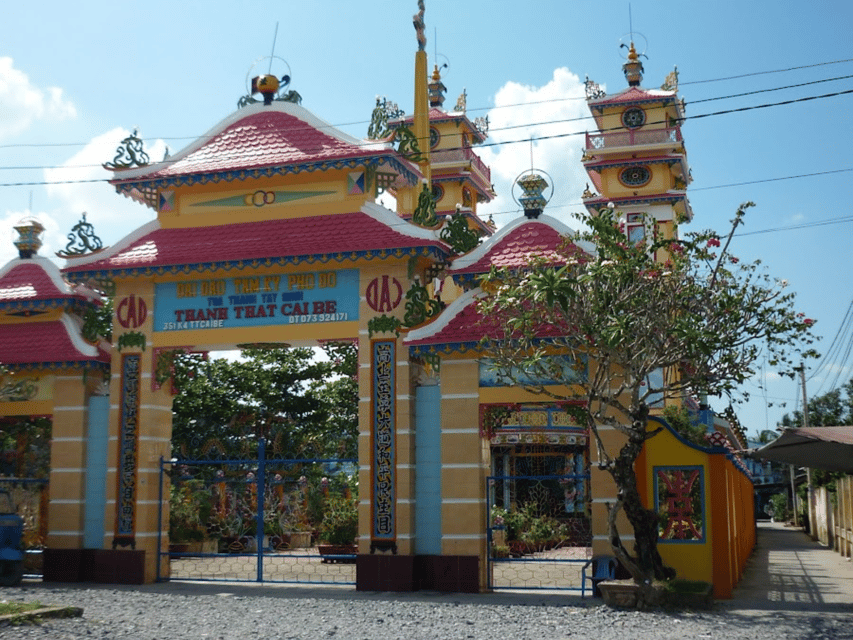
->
[413,1,426,51]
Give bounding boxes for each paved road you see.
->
[2,521,851,640]
[717,520,853,612]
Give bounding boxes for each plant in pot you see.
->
[169,479,214,553]
[318,494,358,562]
[277,491,313,549]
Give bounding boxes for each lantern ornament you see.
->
[513,169,553,219]
[13,218,45,259]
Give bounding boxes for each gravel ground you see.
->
[1,581,850,640]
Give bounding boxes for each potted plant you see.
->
[317,494,358,562]
[169,479,216,553]
[277,491,313,549]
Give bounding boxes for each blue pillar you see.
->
[414,384,441,555]
[83,395,109,548]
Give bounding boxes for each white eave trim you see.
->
[404,287,484,343]
[60,313,100,358]
[360,201,447,246]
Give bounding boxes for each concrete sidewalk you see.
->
[719,520,853,613]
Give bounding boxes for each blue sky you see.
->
[2,0,851,437]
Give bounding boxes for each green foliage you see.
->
[319,493,358,545]
[768,492,790,522]
[490,504,568,547]
[169,479,213,541]
[779,378,853,429]
[171,345,357,460]
[662,405,707,447]
[367,314,402,337]
[116,331,145,351]
[478,203,819,582]
[82,298,113,342]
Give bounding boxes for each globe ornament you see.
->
[239,56,295,107]
[513,169,553,219]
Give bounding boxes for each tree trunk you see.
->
[608,411,674,585]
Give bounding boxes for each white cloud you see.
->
[478,67,593,229]
[44,128,166,246]
[0,57,76,140]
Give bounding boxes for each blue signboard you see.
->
[154,269,358,332]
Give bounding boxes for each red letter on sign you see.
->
[365,276,402,312]
[117,294,148,329]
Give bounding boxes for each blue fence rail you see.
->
[158,439,357,585]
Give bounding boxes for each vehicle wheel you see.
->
[0,560,23,587]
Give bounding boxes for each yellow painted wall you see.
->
[639,419,714,585]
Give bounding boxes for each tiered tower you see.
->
[581,44,692,249]
[581,44,694,560]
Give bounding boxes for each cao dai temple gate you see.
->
[0,8,755,597]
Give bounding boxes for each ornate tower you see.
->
[581,44,692,250]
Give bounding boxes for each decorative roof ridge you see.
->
[389,107,487,143]
[359,201,447,246]
[110,102,393,183]
[587,85,678,105]
[59,313,101,358]
[404,286,484,344]
[449,215,594,272]
[62,219,161,270]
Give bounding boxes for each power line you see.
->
[2,62,852,155]
[679,57,853,85]
[3,84,853,185]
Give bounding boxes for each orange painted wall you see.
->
[638,417,755,598]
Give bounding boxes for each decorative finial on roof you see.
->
[428,64,447,108]
[413,1,426,51]
[622,41,644,86]
[661,66,679,92]
[104,128,149,170]
[454,88,467,113]
[13,218,45,259]
[252,74,284,105]
[238,57,301,108]
[514,170,552,220]
[57,212,103,258]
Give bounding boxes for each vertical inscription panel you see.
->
[114,354,140,548]
[371,340,396,552]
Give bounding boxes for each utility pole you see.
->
[799,364,816,539]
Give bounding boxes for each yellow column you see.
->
[46,369,92,548]
[439,358,487,588]
[106,279,173,582]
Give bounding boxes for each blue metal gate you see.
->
[158,438,357,585]
[487,472,593,593]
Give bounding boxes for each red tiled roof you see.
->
[392,108,487,143]
[63,204,447,275]
[115,103,396,181]
[450,216,592,276]
[0,317,108,367]
[588,86,677,107]
[405,288,572,349]
[0,258,93,306]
